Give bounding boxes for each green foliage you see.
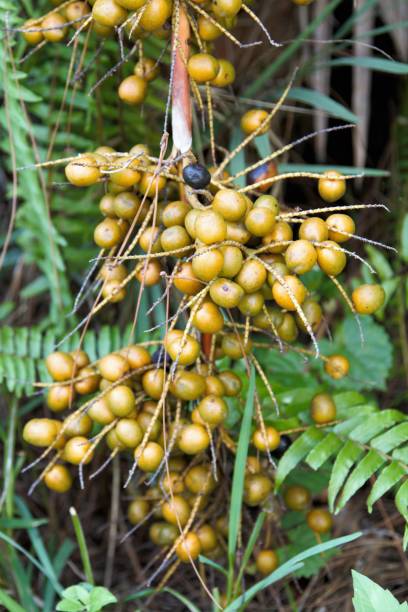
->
[56,584,117,612]
[275,394,408,535]
[0,323,139,395]
[352,570,408,612]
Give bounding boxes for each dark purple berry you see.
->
[247,161,277,192]
[182,163,211,189]
[273,434,291,458]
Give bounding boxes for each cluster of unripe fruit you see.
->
[22,2,91,45]
[64,146,385,353]
[21,0,244,47]
[22,343,245,488]
[22,338,337,565]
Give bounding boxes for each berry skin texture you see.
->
[92,0,128,26]
[44,465,73,493]
[311,393,336,424]
[209,278,244,308]
[22,19,44,45]
[352,284,385,315]
[63,436,93,465]
[285,240,317,275]
[187,53,219,83]
[252,426,280,452]
[316,241,347,276]
[324,354,350,380]
[318,170,346,203]
[42,14,67,42]
[47,385,75,412]
[326,213,355,243]
[272,275,307,311]
[236,260,267,294]
[284,485,311,511]
[245,207,276,237]
[212,59,235,87]
[212,189,247,222]
[244,474,272,506]
[306,508,333,533]
[255,550,279,575]
[218,371,242,396]
[299,217,328,243]
[176,532,202,562]
[139,0,172,32]
[193,302,224,333]
[195,210,227,245]
[135,441,164,472]
[162,495,191,526]
[174,262,202,295]
[98,353,129,381]
[241,109,269,135]
[192,248,224,282]
[46,351,75,382]
[128,498,150,525]
[23,419,62,447]
[107,385,135,417]
[198,395,228,426]
[183,163,211,189]
[118,75,147,105]
[211,0,242,18]
[178,424,210,455]
[65,154,101,187]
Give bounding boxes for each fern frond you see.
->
[275,402,408,545]
[0,323,137,396]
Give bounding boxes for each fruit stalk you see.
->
[171,3,192,154]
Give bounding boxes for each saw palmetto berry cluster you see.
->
[8,0,404,607]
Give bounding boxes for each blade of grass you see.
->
[244,0,343,97]
[69,507,94,585]
[15,497,60,595]
[43,540,75,612]
[325,57,408,75]
[126,587,200,611]
[0,531,63,595]
[227,364,256,601]
[0,589,26,612]
[234,511,266,590]
[198,555,228,576]
[278,163,389,177]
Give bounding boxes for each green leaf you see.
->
[228,365,255,562]
[285,87,358,123]
[402,214,408,263]
[352,570,408,611]
[88,586,117,612]
[336,450,385,511]
[327,57,408,74]
[367,463,406,512]
[234,512,266,587]
[365,245,393,281]
[56,600,85,612]
[318,316,393,391]
[306,433,343,470]
[371,423,408,453]
[275,428,325,489]
[350,410,405,444]
[395,480,408,523]
[328,441,363,511]
[225,532,361,611]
